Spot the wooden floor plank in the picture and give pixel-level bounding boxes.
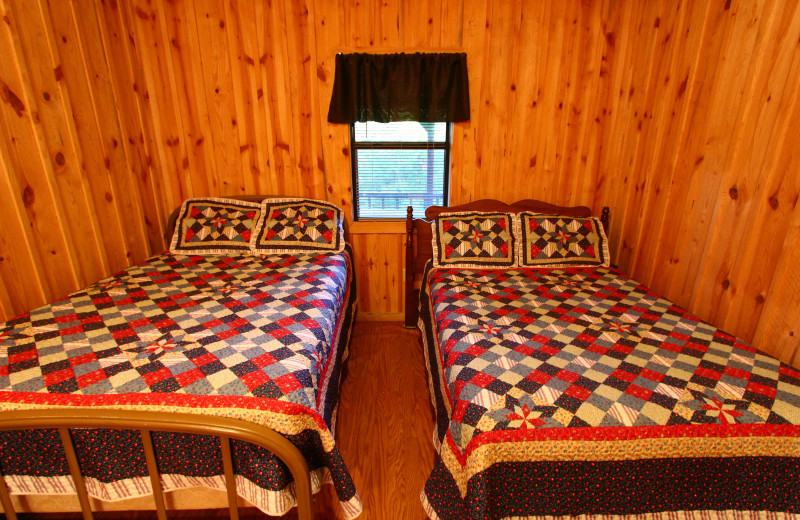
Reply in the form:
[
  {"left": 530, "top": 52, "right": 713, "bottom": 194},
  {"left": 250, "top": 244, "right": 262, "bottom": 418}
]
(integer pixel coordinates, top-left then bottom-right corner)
[{"left": 4, "top": 321, "right": 436, "bottom": 520}]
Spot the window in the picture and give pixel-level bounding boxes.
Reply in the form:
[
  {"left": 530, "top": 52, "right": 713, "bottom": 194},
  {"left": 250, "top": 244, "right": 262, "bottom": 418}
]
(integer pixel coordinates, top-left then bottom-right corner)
[{"left": 350, "top": 121, "right": 451, "bottom": 220}]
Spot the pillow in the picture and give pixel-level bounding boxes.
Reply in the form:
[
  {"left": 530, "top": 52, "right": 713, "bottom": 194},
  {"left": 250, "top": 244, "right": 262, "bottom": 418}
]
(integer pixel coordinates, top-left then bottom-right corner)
[
  {"left": 517, "top": 212, "right": 610, "bottom": 267},
  {"left": 251, "top": 198, "right": 345, "bottom": 255},
  {"left": 432, "top": 211, "right": 516, "bottom": 268},
  {"left": 170, "top": 198, "right": 261, "bottom": 255}
]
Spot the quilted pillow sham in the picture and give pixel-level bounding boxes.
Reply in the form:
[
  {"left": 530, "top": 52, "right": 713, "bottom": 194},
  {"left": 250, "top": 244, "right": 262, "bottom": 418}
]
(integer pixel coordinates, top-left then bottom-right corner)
[
  {"left": 251, "top": 198, "right": 345, "bottom": 255},
  {"left": 170, "top": 197, "right": 261, "bottom": 255},
  {"left": 432, "top": 211, "right": 517, "bottom": 268},
  {"left": 517, "top": 212, "right": 610, "bottom": 267}
]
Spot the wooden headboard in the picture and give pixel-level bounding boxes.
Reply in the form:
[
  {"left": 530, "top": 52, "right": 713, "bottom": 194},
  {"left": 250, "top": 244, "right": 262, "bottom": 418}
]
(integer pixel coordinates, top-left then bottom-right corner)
[{"left": 403, "top": 199, "right": 610, "bottom": 328}]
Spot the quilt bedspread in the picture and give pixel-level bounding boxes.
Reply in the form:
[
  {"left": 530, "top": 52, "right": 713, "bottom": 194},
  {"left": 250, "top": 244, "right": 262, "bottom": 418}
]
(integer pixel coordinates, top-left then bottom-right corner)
[
  {"left": 0, "top": 249, "right": 360, "bottom": 518},
  {"left": 419, "top": 264, "right": 800, "bottom": 520}
]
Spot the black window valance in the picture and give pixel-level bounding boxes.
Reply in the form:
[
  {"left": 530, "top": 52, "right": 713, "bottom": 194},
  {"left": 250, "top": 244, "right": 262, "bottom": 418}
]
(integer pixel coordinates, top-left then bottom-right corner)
[{"left": 327, "top": 52, "right": 470, "bottom": 123}]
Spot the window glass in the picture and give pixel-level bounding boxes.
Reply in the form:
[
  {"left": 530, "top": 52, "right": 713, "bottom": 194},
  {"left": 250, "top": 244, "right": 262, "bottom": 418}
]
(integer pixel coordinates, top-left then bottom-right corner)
[{"left": 351, "top": 121, "right": 450, "bottom": 220}]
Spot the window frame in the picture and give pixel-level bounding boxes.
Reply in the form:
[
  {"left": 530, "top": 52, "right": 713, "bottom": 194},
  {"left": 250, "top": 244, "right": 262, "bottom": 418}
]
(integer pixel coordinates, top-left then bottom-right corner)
[{"left": 349, "top": 121, "right": 452, "bottom": 221}]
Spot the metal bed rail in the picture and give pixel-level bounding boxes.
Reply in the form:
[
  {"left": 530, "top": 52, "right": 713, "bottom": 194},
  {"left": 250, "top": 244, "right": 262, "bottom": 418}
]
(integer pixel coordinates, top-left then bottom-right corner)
[{"left": 0, "top": 409, "right": 313, "bottom": 520}]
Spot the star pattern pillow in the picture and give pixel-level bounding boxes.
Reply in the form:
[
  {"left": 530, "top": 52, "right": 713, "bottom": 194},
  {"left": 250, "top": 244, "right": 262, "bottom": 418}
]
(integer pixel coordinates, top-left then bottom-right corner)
[
  {"left": 432, "top": 211, "right": 517, "bottom": 268},
  {"left": 170, "top": 198, "right": 261, "bottom": 255},
  {"left": 518, "top": 212, "right": 610, "bottom": 267},
  {"left": 251, "top": 198, "right": 345, "bottom": 255}
]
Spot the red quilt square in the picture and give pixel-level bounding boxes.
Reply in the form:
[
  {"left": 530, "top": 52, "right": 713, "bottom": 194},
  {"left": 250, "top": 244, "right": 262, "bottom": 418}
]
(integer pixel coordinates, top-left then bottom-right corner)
[
  {"left": 241, "top": 370, "right": 270, "bottom": 390},
  {"left": 625, "top": 384, "right": 652, "bottom": 400},
  {"left": 565, "top": 384, "right": 591, "bottom": 400},
  {"left": 76, "top": 369, "right": 106, "bottom": 388},
  {"left": 556, "top": 369, "right": 580, "bottom": 383},
  {"left": 43, "top": 368, "right": 75, "bottom": 387},
  {"left": 275, "top": 374, "right": 302, "bottom": 393},
  {"left": 611, "top": 368, "right": 636, "bottom": 383},
  {"left": 470, "top": 372, "right": 494, "bottom": 388},
  {"left": 175, "top": 368, "right": 205, "bottom": 387}
]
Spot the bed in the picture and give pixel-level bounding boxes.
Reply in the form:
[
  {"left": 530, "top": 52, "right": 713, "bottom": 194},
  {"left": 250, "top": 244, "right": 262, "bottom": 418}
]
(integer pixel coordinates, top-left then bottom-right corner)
[
  {"left": 405, "top": 199, "right": 800, "bottom": 520},
  {"left": 0, "top": 195, "right": 361, "bottom": 520}
]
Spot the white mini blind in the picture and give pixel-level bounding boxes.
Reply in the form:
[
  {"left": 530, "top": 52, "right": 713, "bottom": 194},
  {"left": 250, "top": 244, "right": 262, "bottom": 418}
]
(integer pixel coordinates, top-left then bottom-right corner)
[{"left": 351, "top": 121, "right": 450, "bottom": 219}]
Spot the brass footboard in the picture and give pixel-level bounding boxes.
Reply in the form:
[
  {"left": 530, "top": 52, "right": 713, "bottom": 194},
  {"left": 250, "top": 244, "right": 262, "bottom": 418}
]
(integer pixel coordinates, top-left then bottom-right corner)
[{"left": 0, "top": 409, "right": 313, "bottom": 520}]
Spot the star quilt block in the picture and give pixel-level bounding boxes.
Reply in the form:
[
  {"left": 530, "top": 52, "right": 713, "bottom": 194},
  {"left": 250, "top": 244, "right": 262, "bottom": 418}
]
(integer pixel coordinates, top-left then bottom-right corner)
[
  {"left": 518, "top": 212, "right": 610, "bottom": 267},
  {"left": 170, "top": 198, "right": 261, "bottom": 255},
  {"left": 251, "top": 198, "right": 344, "bottom": 255},
  {"left": 432, "top": 211, "right": 517, "bottom": 268}
]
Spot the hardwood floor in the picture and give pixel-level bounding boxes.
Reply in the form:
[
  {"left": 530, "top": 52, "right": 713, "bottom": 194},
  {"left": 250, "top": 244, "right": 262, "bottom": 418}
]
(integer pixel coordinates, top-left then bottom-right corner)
[
  {"left": 332, "top": 321, "right": 436, "bottom": 520},
  {"left": 5, "top": 321, "right": 437, "bottom": 520}
]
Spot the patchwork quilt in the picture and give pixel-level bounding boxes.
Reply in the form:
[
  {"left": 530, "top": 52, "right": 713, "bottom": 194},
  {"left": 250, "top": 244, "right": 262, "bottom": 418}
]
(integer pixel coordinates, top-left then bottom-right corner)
[
  {"left": 0, "top": 249, "right": 360, "bottom": 518},
  {"left": 418, "top": 263, "right": 800, "bottom": 520}
]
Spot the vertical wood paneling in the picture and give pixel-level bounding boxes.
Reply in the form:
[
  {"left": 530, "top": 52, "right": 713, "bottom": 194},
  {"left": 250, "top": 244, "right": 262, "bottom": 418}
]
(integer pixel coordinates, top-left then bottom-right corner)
[
  {"left": 45, "top": 0, "right": 133, "bottom": 273},
  {"left": 69, "top": 1, "right": 150, "bottom": 266},
  {"left": 97, "top": 0, "right": 164, "bottom": 253},
  {"left": 1, "top": 0, "right": 798, "bottom": 367},
  {"left": 0, "top": 1, "right": 80, "bottom": 299},
  {"left": 7, "top": 0, "right": 107, "bottom": 286}
]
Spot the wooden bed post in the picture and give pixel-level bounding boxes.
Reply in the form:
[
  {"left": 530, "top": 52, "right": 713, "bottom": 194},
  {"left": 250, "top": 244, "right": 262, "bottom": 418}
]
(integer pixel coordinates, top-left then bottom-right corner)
[
  {"left": 601, "top": 206, "right": 610, "bottom": 234},
  {"left": 404, "top": 206, "right": 417, "bottom": 329}
]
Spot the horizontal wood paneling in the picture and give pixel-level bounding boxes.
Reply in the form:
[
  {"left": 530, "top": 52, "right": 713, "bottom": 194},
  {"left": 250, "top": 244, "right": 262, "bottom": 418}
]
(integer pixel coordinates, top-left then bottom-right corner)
[{"left": 0, "top": 0, "right": 798, "bottom": 366}]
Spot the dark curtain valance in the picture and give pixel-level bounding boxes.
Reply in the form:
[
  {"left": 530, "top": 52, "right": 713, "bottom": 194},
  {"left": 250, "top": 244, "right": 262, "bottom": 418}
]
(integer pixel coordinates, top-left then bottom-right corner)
[{"left": 327, "top": 52, "right": 470, "bottom": 123}]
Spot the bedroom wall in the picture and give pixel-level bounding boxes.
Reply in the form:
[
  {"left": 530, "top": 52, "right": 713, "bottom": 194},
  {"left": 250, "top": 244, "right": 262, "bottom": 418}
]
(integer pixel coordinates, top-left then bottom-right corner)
[{"left": 0, "top": 0, "right": 798, "bottom": 367}]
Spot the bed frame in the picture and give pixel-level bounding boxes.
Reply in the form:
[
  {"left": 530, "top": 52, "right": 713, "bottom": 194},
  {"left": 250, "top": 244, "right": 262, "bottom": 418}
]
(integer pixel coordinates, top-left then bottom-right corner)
[
  {"left": 404, "top": 199, "right": 610, "bottom": 328},
  {"left": 0, "top": 195, "right": 351, "bottom": 520}
]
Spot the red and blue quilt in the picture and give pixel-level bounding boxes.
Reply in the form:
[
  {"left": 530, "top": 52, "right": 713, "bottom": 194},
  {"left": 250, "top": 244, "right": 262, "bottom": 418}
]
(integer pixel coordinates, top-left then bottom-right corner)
[
  {"left": 0, "top": 249, "right": 360, "bottom": 518},
  {"left": 418, "top": 264, "right": 800, "bottom": 520}
]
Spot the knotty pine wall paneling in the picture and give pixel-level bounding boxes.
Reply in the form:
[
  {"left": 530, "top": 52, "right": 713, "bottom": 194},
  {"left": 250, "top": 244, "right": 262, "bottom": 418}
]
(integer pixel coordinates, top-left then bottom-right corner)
[
  {"left": 1, "top": 0, "right": 799, "bottom": 367},
  {"left": 0, "top": 0, "right": 156, "bottom": 319}
]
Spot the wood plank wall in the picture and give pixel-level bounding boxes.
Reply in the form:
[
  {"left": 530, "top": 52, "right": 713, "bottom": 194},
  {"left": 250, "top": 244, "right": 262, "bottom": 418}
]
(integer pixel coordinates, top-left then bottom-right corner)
[{"left": 0, "top": 0, "right": 798, "bottom": 367}]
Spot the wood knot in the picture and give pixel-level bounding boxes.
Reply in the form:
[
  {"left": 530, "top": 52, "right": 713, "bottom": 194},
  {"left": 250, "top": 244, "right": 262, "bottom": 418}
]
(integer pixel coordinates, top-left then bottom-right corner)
[
  {"left": 22, "top": 185, "right": 35, "bottom": 207},
  {"left": 1, "top": 82, "right": 25, "bottom": 117},
  {"left": 721, "top": 279, "right": 730, "bottom": 290},
  {"left": 54, "top": 152, "right": 65, "bottom": 166},
  {"left": 694, "top": 156, "right": 704, "bottom": 167},
  {"left": 768, "top": 196, "right": 779, "bottom": 210},
  {"left": 755, "top": 294, "right": 765, "bottom": 305},
  {"left": 729, "top": 186, "right": 738, "bottom": 200}
]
